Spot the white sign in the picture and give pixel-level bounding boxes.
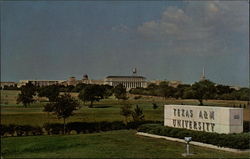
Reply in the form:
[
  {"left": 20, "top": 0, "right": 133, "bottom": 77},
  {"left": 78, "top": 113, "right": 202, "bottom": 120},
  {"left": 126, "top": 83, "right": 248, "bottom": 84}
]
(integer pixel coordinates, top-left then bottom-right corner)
[{"left": 164, "top": 105, "right": 243, "bottom": 134}]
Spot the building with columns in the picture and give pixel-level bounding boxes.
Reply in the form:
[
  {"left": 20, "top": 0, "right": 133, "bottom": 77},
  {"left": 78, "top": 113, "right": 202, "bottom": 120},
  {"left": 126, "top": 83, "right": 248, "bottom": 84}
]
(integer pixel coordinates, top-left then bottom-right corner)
[{"left": 104, "top": 76, "right": 147, "bottom": 89}]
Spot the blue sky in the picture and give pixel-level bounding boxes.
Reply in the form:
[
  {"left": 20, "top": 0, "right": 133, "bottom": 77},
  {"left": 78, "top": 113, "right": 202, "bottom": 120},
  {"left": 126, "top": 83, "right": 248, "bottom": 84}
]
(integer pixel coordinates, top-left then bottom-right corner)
[{"left": 1, "top": 1, "right": 249, "bottom": 87}]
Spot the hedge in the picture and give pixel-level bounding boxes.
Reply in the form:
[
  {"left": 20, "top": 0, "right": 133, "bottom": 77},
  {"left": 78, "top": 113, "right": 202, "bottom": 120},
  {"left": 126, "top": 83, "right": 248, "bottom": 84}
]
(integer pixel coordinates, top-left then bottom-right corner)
[
  {"left": 138, "top": 124, "right": 250, "bottom": 149},
  {"left": 0, "top": 124, "right": 43, "bottom": 136},
  {"left": 0, "top": 120, "right": 162, "bottom": 137}
]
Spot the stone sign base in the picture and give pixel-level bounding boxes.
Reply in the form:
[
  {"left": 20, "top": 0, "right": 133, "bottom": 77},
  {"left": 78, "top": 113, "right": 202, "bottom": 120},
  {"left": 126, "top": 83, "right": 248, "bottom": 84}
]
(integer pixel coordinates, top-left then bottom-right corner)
[{"left": 164, "top": 105, "right": 243, "bottom": 134}]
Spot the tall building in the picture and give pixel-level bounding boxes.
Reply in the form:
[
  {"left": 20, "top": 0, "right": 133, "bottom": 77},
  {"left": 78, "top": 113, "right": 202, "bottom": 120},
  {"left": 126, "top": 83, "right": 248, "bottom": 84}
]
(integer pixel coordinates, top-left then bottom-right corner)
[{"left": 200, "top": 67, "right": 206, "bottom": 81}]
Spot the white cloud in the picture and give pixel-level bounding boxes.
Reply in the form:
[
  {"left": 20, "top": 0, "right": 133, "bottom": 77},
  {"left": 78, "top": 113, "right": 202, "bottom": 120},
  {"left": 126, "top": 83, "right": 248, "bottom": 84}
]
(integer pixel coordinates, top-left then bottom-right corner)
[
  {"left": 136, "top": 1, "right": 249, "bottom": 55},
  {"left": 112, "top": 24, "right": 129, "bottom": 33}
]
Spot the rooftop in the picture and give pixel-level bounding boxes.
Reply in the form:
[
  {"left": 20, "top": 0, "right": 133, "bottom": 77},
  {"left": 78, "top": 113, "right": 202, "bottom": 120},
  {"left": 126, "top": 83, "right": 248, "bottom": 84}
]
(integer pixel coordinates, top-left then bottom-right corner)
[{"left": 106, "top": 76, "right": 146, "bottom": 79}]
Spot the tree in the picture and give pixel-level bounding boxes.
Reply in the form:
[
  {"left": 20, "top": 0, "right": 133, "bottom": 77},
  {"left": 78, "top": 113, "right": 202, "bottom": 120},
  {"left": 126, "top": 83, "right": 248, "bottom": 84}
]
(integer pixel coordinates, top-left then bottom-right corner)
[
  {"left": 38, "top": 85, "right": 60, "bottom": 102},
  {"left": 114, "top": 84, "right": 127, "bottom": 100},
  {"left": 132, "top": 105, "right": 144, "bottom": 122},
  {"left": 43, "top": 94, "right": 80, "bottom": 134},
  {"left": 152, "top": 103, "right": 158, "bottom": 109},
  {"left": 147, "top": 83, "right": 158, "bottom": 96},
  {"left": 78, "top": 85, "right": 105, "bottom": 107},
  {"left": 182, "top": 87, "right": 195, "bottom": 99},
  {"left": 147, "top": 83, "right": 158, "bottom": 89},
  {"left": 159, "top": 81, "right": 169, "bottom": 87},
  {"left": 174, "top": 84, "right": 191, "bottom": 99},
  {"left": 101, "top": 85, "right": 113, "bottom": 99},
  {"left": 43, "top": 102, "right": 54, "bottom": 123},
  {"left": 216, "top": 84, "right": 234, "bottom": 95},
  {"left": 17, "top": 82, "right": 36, "bottom": 107},
  {"left": 72, "top": 83, "right": 87, "bottom": 92},
  {"left": 158, "top": 85, "right": 175, "bottom": 99},
  {"left": 191, "top": 80, "right": 216, "bottom": 105},
  {"left": 120, "top": 103, "right": 132, "bottom": 124}
]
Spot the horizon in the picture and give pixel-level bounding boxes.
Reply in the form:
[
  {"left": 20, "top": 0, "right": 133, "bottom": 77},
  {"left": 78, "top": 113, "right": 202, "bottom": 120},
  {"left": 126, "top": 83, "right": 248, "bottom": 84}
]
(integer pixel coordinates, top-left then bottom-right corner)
[
  {"left": 1, "top": 1, "right": 249, "bottom": 87},
  {"left": 1, "top": 73, "right": 247, "bottom": 88}
]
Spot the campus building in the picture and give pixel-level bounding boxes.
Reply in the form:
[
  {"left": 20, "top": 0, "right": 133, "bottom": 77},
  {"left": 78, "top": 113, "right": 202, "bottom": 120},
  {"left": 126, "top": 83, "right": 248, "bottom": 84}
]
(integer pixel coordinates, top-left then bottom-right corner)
[
  {"left": 66, "top": 77, "right": 79, "bottom": 86},
  {"left": 0, "top": 82, "right": 17, "bottom": 89},
  {"left": 17, "top": 80, "right": 65, "bottom": 88},
  {"left": 82, "top": 74, "right": 105, "bottom": 85},
  {"left": 104, "top": 76, "right": 147, "bottom": 89}
]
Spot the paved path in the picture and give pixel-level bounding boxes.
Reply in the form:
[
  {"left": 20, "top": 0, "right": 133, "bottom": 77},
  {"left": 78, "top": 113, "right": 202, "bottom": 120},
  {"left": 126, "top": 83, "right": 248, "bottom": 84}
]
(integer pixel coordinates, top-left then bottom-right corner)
[{"left": 136, "top": 132, "right": 250, "bottom": 153}]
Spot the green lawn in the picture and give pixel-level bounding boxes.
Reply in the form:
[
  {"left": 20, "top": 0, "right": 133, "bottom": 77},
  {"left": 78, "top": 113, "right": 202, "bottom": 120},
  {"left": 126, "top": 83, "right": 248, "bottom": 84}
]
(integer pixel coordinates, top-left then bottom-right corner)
[
  {"left": 2, "top": 130, "right": 249, "bottom": 158},
  {"left": 1, "top": 92, "right": 250, "bottom": 126},
  {"left": 1, "top": 90, "right": 250, "bottom": 158},
  {"left": 0, "top": 90, "right": 20, "bottom": 105},
  {"left": 1, "top": 101, "right": 164, "bottom": 126}
]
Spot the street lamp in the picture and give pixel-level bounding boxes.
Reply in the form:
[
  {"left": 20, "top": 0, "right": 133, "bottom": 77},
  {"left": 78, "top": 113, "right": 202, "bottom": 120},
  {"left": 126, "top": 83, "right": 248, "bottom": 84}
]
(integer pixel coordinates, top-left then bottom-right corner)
[{"left": 182, "top": 137, "right": 193, "bottom": 156}]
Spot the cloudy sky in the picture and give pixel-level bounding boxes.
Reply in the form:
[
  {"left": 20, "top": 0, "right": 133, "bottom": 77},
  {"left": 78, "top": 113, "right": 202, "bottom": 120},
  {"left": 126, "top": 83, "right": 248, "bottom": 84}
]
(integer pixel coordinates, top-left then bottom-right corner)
[{"left": 1, "top": 1, "right": 249, "bottom": 86}]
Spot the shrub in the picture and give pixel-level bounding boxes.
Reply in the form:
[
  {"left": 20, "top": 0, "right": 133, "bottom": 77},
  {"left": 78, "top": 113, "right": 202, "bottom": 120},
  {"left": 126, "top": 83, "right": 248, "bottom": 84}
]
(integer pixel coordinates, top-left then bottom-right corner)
[
  {"left": 0, "top": 125, "right": 5, "bottom": 135},
  {"left": 66, "top": 121, "right": 150, "bottom": 134},
  {"left": 127, "top": 121, "right": 162, "bottom": 129},
  {"left": 7, "top": 124, "right": 16, "bottom": 136},
  {"left": 243, "top": 121, "right": 250, "bottom": 132},
  {"left": 138, "top": 124, "right": 250, "bottom": 149},
  {"left": 0, "top": 125, "right": 9, "bottom": 136},
  {"left": 43, "top": 123, "right": 64, "bottom": 135},
  {"left": 31, "top": 126, "right": 43, "bottom": 135},
  {"left": 0, "top": 124, "right": 43, "bottom": 137},
  {"left": 134, "top": 96, "right": 142, "bottom": 100},
  {"left": 110, "top": 121, "right": 126, "bottom": 130},
  {"left": 66, "top": 122, "right": 85, "bottom": 134},
  {"left": 1, "top": 120, "right": 163, "bottom": 137},
  {"left": 15, "top": 125, "right": 32, "bottom": 136},
  {"left": 152, "top": 103, "right": 158, "bottom": 109}
]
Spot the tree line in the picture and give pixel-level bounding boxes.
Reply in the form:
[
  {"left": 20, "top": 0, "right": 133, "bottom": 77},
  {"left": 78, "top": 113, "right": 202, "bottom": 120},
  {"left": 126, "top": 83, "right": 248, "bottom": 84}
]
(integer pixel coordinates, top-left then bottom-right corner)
[
  {"left": 16, "top": 83, "right": 125, "bottom": 106},
  {"left": 16, "top": 82, "right": 134, "bottom": 134},
  {"left": 14, "top": 80, "right": 249, "bottom": 134},
  {"left": 130, "top": 80, "right": 250, "bottom": 105},
  {"left": 16, "top": 80, "right": 250, "bottom": 107}
]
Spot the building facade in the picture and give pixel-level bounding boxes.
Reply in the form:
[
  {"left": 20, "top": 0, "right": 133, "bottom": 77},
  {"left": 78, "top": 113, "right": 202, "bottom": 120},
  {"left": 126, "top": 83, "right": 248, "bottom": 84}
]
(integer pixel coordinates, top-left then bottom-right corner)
[
  {"left": 81, "top": 75, "right": 105, "bottom": 85},
  {"left": 17, "top": 80, "right": 65, "bottom": 87},
  {"left": 104, "top": 76, "right": 147, "bottom": 89},
  {"left": 0, "top": 82, "right": 17, "bottom": 89}
]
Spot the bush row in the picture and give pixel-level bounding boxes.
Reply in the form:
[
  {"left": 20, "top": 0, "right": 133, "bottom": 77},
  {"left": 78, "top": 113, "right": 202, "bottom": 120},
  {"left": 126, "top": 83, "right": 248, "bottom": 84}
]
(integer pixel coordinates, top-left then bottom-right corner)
[
  {"left": 138, "top": 124, "right": 250, "bottom": 149},
  {"left": 44, "top": 120, "right": 163, "bottom": 134},
  {"left": 1, "top": 121, "right": 163, "bottom": 137},
  {"left": 0, "top": 124, "right": 43, "bottom": 136}
]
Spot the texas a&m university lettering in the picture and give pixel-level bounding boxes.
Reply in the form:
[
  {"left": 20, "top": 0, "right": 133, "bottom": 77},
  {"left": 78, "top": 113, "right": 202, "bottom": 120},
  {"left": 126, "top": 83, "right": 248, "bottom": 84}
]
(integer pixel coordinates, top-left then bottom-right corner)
[{"left": 164, "top": 105, "right": 243, "bottom": 134}]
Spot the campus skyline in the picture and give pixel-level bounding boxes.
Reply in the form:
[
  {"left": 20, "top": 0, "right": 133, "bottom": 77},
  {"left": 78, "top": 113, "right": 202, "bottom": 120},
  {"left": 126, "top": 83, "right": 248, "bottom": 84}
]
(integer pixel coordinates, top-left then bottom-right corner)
[{"left": 1, "top": 1, "right": 249, "bottom": 87}]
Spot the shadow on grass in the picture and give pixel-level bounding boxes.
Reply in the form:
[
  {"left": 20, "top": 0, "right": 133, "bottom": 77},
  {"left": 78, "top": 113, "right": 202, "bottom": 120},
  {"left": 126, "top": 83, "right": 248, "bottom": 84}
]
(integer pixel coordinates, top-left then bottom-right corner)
[{"left": 93, "top": 105, "right": 112, "bottom": 108}]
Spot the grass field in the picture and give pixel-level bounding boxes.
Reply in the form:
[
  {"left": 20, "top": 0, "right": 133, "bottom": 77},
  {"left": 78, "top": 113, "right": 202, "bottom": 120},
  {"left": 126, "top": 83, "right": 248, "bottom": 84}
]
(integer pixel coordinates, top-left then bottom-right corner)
[
  {"left": 1, "top": 90, "right": 250, "bottom": 126},
  {"left": 1, "top": 90, "right": 250, "bottom": 158},
  {"left": 2, "top": 130, "right": 249, "bottom": 158},
  {"left": 1, "top": 100, "right": 164, "bottom": 126}
]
